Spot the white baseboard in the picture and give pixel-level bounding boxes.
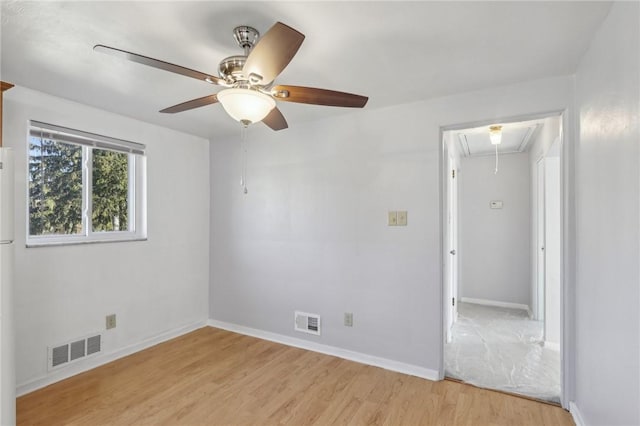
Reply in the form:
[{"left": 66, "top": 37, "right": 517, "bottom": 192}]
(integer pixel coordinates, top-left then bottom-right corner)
[
  {"left": 17, "top": 320, "right": 207, "bottom": 397},
  {"left": 570, "top": 402, "right": 586, "bottom": 426},
  {"left": 207, "top": 319, "right": 440, "bottom": 382},
  {"left": 460, "top": 297, "right": 531, "bottom": 314}
]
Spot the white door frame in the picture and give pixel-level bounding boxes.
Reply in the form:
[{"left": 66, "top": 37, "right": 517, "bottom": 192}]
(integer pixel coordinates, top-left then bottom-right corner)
[
  {"left": 438, "top": 110, "right": 572, "bottom": 409},
  {"left": 444, "top": 149, "right": 459, "bottom": 343}
]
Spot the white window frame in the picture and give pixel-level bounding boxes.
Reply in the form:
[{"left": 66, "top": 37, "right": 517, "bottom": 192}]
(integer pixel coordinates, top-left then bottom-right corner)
[{"left": 26, "top": 121, "right": 147, "bottom": 247}]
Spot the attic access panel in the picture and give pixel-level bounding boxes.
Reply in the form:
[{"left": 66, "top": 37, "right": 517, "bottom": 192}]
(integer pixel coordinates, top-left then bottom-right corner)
[{"left": 457, "top": 124, "right": 539, "bottom": 157}]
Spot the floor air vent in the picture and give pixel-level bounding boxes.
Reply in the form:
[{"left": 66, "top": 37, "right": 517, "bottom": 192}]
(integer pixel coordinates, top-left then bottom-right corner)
[
  {"left": 48, "top": 334, "right": 102, "bottom": 370},
  {"left": 294, "top": 311, "right": 321, "bottom": 336}
]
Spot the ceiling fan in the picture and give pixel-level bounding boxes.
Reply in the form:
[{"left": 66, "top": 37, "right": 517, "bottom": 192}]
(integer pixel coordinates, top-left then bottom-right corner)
[{"left": 94, "top": 22, "right": 368, "bottom": 131}]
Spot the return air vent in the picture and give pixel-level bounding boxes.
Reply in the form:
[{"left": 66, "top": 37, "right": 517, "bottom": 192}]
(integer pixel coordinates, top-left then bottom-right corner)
[
  {"left": 48, "top": 334, "right": 102, "bottom": 371},
  {"left": 51, "top": 344, "right": 69, "bottom": 367},
  {"left": 294, "top": 311, "right": 321, "bottom": 336},
  {"left": 87, "top": 335, "right": 101, "bottom": 355},
  {"left": 69, "top": 340, "right": 85, "bottom": 361}
]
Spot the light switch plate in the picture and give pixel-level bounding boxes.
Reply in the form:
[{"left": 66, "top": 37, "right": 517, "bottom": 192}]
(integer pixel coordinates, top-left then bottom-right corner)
[
  {"left": 388, "top": 211, "right": 398, "bottom": 226},
  {"left": 490, "top": 200, "right": 503, "bottom": 209},
  {"left": 344, "top": 312, "right": 353, "bottom": 327},
  {"left": 106, "top": 314, "right": 116, "bottom": 330},
  {"left": 397, "top": 211, "right": 408, "bottom": 226}
]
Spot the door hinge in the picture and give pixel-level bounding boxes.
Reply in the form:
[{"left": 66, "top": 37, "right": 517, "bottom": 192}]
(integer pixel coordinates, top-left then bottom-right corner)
[
  {"left": 452, "top": 297, "right": 455, "bottom": 306},
  {"left": 451, "top": 169, "right": 455, "bottom": 179}
]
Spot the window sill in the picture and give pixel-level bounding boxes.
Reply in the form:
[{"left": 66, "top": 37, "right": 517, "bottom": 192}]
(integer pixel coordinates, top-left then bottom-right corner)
[{"left": 26, "top": 235, "right": 147, "bottom": 248}]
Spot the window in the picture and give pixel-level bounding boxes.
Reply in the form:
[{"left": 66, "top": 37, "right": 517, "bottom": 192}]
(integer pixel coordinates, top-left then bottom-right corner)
[{"left": 27, "top": 121, "right": 146, "bottom": 246}]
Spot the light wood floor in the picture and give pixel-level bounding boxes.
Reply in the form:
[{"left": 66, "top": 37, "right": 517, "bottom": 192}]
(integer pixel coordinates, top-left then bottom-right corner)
[{"left": 18, "top": 327, "right": 574, "bottom": 425}]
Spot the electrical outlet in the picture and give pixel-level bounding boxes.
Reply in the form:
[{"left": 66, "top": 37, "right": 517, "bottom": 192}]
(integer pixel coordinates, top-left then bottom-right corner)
[
  {"left": 388, "top": 211, "right": 398, "bottom": 226},
  {"left": 344, "top": 312, "right": 353, "bottom": 327},
  {"left": 397, "top": 211, "right": 408, "bottom": 226},
  {"left": 106, "top": 314, "right": 116, "bottom": 330}
]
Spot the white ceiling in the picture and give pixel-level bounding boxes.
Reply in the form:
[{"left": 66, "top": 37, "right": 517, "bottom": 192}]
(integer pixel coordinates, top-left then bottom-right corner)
[{"left": 0, "top": 1, "right": 611, "bottom": 140}]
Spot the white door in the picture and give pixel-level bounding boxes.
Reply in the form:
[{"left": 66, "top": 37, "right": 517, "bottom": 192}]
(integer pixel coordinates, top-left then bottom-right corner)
[
  {"left": 536, "top": 158, "right": 546, "bottom": 322},
  {"left": 544, "top": 150, "right": 561, "bottom": 346}
]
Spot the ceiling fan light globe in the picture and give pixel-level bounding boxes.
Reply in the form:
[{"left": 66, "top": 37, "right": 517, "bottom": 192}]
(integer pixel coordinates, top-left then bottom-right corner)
[{"left": 217, "top": 88, "right": 276, "bottom": 124}]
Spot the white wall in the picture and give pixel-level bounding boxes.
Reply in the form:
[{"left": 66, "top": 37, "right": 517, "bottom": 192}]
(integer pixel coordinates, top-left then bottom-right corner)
[
  {"left": 4, "top": 87, "right": 210, "bottom": 393},
  {"left": 210, "top": 75, "right": 573, "bottom": 373},
  {"left": 574, "top": 2, "right": 639, "bottom": 425},
  {"left": 458, "top": 153, "right": 531, "bottom": 306}
]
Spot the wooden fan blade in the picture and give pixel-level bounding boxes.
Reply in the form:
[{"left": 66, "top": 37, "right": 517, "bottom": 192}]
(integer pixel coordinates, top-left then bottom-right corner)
[
  {"left": 272, "top": 85, "right": 368, "bottom": 108},
  {"left": 262, "top": 107, "right": 288, "bottom": 131},
  {"left": 159, "top": 94, "right": 218, "bottom": 113},
  {"left": 94, "top": 45, "right": 225, "bottom": 85},
  {"left": 243, "top": 22, "right": 305, "bottom": 85}
]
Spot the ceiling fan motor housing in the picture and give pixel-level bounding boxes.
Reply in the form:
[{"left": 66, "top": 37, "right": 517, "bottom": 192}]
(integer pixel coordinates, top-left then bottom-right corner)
[
  {"left": 219, "top": 55, "right": 247, "bottom": 83},
  {"left": 219, "top": 26, "right": 261, "bottom": 84}
]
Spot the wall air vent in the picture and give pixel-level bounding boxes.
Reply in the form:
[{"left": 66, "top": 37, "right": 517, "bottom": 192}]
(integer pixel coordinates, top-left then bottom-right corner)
[
  {"left": 51, "top": 344, "right": 69, "bottom": 367},
  {"left": 87, "top": 335, "right": 101, "bottom": 355},
  {"left": 294, "top": 311, "right": 321, "bottom": 336},
  {"left": 69, "top": 340, "right": 85, "bottom": 361},
  {"left": 48, "top": 334, "right": 102, "bottom": 371}
]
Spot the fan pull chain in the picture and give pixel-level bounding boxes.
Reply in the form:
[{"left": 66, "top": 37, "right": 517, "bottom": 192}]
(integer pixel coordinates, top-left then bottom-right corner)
[
  {"left": 494, "top": 144, "right": 499, "bottom": 175},
  {"left": 240, "top": 125, "right": 248, "bottom": 194}
]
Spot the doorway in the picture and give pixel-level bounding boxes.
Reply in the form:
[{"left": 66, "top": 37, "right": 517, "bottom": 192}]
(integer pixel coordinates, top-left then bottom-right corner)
[{"left": 441, "top": 114, "right": 563, "bottom": 404}]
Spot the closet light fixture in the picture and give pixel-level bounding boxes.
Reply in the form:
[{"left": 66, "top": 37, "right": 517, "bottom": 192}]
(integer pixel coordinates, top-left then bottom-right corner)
[
  {"left": 489, "top": 125, "right": 503, "bottom": 174},
  {"left": 489, "top": 125, "right": 503, "bottom": 145}
]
